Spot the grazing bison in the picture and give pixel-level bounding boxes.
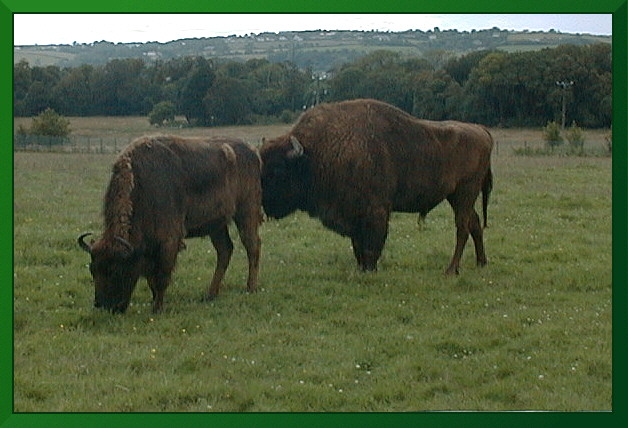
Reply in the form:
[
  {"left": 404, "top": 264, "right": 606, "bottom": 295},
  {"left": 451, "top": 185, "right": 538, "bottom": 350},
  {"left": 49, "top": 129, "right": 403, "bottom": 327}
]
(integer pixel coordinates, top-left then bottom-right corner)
[
  {"left": 260, "top": 99, "right": 493, "bottom": 274},
  {"left": 78, "top": 135, "right": 262, "bottom": 313}
]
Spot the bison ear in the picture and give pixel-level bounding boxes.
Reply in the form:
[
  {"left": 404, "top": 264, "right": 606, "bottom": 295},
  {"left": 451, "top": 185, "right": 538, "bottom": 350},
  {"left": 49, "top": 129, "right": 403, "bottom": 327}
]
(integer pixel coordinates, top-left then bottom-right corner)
[{"left": 288, "top": 136, "right": 304, "bottom": 158}]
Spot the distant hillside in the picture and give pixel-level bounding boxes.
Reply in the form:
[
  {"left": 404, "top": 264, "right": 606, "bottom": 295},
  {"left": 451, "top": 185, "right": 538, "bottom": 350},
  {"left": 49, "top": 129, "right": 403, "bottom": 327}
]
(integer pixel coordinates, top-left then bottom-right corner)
[{"left": 14, "top": 28, "right": 611, "bottom": 72}]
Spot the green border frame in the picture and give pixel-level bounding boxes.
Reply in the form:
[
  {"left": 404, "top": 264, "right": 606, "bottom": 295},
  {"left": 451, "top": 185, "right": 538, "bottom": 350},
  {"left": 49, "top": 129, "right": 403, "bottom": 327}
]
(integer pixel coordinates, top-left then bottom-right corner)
[{"left": 3, "top": 1, "right": 626, "bottom": 427}]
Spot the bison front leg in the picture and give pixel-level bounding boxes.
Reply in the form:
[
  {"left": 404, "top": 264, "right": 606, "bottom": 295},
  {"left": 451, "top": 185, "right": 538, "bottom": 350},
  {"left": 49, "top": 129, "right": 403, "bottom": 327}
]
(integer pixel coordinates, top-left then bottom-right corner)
[
  {"left": 147, "top": 240, "right": 180, "bottom": 313},
  {"left": 205, "top": 225, "right": 234, "bottom": 301},
  {"left": 352, "top": 207, "right": 390, "bottom": 272},
  {"left": 147, "top": 273, "right": 169, "bottom": 313},
  {"left": 350, "top": 236, "right": 365, "bottom": 268}
]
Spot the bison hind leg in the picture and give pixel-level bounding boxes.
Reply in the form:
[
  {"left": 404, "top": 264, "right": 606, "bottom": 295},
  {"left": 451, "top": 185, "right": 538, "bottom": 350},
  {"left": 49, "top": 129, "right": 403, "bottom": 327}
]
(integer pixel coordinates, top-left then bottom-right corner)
[
  {"left": 234, "top": 211, "right": 261, "bottom": 294},
  {"left": 205, "top": 225, "right": 234, "bottom": 301},
  {"left": 445, "top": 191, "right": 487, "bottom": 275},
  {"left": 469, "top": 210, "right": 487, "bottom": 267}
]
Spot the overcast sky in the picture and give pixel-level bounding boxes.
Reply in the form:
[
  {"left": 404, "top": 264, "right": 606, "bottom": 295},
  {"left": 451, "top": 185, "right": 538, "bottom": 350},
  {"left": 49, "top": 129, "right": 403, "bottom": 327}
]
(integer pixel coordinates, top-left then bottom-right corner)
[{"left": 14, "top": 14, "right": 612, "bottom": 46}]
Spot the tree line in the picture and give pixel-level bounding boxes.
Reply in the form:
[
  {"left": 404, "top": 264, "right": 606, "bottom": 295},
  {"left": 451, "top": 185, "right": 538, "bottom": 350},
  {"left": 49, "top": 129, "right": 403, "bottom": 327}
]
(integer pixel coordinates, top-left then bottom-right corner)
[{"left": 14, "top": 43, "right": 611, "bottom": 128}]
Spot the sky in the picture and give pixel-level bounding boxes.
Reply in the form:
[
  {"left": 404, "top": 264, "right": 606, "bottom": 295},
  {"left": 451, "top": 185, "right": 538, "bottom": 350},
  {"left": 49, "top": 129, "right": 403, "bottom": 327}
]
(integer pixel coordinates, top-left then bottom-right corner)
[{"left": 14, "top": 14, "right": 612, "bottom": 46}]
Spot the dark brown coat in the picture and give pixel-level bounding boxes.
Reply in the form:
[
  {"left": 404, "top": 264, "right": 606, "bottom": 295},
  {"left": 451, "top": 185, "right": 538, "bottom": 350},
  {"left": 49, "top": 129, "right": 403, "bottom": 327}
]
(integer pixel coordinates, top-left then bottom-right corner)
[
  {"left": 78, "top": 135, "right": 262, "bottom": 313},
  {"left": 260, "top": 99, "right": 493, "bottom": 274}
]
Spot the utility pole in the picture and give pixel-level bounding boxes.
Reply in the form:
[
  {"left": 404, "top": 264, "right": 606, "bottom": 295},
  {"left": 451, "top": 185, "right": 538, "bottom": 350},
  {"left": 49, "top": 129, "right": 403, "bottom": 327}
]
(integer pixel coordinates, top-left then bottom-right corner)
[
  {"left": 312, "top": 73, "right": 327, "bottom": 107},
  {"left": 556, "top": 80, "right": 574, "bottom": 129}
]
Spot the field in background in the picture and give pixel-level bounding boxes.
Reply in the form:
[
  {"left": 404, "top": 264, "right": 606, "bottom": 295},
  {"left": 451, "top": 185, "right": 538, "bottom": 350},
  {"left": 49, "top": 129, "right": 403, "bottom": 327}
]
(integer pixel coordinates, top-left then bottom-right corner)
[
  {"left": 13, "top": 121, "right": 612, "bottom": 411},
  {"left": 13, "top": 116, "right": 290, "bottom": 151},
  {"left": 14, "top": 116, "right": 612, "bottom": 155}
]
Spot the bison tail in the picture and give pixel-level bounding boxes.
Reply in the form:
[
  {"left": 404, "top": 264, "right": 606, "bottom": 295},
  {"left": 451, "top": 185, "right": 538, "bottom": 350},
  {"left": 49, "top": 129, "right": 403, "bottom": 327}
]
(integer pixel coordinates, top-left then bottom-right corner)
[{"left": 482, "top": 167, "right": 493, "bottom": 228}]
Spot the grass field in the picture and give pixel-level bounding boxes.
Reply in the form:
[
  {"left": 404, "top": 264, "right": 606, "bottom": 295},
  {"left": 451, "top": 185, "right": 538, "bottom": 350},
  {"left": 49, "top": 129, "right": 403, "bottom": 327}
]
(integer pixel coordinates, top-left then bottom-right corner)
[{"left": 13, "top": 120, "right": 612, "bottom": 411}]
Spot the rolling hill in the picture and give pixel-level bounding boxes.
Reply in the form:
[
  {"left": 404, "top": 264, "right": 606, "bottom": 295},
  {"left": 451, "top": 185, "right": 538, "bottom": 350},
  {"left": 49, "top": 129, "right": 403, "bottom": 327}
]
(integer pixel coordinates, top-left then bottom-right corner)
[{"left": 14, "top": 28, "right": 611, "bottom": 72}]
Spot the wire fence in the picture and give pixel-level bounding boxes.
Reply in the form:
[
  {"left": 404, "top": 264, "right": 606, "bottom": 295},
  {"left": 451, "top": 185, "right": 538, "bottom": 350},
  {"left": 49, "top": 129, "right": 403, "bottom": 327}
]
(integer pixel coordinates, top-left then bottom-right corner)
[
  {"left": 13, "top": 132, "right": 612, "bottom": 157},
  {"left": 14, "top": 134, "right": 133, "bottom": 154}
]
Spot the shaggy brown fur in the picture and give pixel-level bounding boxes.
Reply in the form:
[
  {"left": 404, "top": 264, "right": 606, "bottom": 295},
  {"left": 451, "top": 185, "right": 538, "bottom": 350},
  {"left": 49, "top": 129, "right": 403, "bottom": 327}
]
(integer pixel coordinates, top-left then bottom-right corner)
[
  {"left": 79, "top": 135, "right": 263, "bottom": 313},
  {"left": 103, "top": 144, "right": 135, "bottom": 246},
  {"left": 260, "top": 99, "right": 493, "bottom": 274}
]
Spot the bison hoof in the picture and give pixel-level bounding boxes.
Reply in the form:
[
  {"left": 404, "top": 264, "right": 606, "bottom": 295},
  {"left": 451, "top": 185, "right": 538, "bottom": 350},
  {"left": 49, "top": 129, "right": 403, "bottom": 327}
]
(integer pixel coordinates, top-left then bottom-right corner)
[
  {"left": 445, "top": 267, "right": 460, "bottom": 276},
  {"left": 202, "top": 293, "right": 218, "bottom": 302}
]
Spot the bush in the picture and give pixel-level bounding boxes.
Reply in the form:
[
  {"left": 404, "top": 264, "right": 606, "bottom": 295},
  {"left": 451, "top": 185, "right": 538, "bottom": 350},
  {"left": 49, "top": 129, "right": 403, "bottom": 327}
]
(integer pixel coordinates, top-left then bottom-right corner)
[
  {"left": 148, "top": 101, "right": 176, "bottom": 126},
  {"left": 279, "top": 109, "right": 298, "bottom": 124},
  {"left": 543, "top": 121, "right": 563, "bottom": 150},
  {"left": 566, "top": 121, "right": 585, "bottom": 151},
  {"left": 30, "top": 108, "right": 71, "bottom": 137},
  {"left": 604, "top": 130, "right": 612, "bottom": 154}
]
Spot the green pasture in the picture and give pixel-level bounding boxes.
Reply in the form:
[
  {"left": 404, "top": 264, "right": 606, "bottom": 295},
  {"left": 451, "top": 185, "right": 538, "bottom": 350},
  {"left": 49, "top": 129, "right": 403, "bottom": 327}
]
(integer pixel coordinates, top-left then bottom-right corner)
[{"left": 13, "top": 124, "right": 611, "bottom": 411}]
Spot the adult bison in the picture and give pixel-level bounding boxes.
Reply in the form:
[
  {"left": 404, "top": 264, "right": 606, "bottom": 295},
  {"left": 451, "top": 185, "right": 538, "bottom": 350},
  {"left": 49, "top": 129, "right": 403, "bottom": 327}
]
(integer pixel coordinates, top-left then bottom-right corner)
[
  {"left": 260, "top": 99, "right": 493, "bottom": 274},
  {"left": 78, "top": 135, "right": 262, "bottom": 313}
]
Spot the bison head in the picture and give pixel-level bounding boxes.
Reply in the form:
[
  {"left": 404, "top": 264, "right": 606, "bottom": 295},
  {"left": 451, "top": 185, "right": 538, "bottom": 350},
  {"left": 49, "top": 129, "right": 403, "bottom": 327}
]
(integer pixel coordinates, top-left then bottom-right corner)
[
  {"left": 78, "top": 233, "right": 141, "bottom": 313},
  {"left": 260, "top": 135, "right": 313, "bottom": 219}
]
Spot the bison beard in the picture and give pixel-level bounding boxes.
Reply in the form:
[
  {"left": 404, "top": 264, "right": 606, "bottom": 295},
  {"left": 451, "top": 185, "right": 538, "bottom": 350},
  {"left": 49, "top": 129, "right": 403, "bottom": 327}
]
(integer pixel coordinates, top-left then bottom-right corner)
[
  {"left": 78, "top": 135, "right": 262, "bottom": 313},
  {"left": 260, "top": 99, "right": 493, "bottom": 274}
]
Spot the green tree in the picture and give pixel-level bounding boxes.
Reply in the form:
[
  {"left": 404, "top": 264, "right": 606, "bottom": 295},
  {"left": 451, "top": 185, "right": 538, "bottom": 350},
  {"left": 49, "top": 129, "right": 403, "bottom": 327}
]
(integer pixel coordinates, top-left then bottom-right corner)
[
  {"left": 329, "top": 50, "right": 416, "bottom": 112},
  {"left": 411, "top": 70, "right": 463, "bottom": 120},
  {"left": 91, "top": 58, "right": 150, "bottom": 116},
  {"left": 179, "top": 57, "right": 215, "bottom": 125},
  {"left": 13, "top": 60, "right": 32, "bottom": 115},
  {"left": 53, "top": 64, "right": 96, "bottom": 116},
  {"left": 328, "top": 66, "right": 366, "bottom": 101},
  {"left": 248, "top": 60, "right": 302, "bottom": 115},
  {"left": 15, "top": 64, "right": 62, "bottom": 116},
  {"left": 203, "top": 75, "right": 252, "bottom": 126},
  {"left": 463, "top": 44, "right": 611, "bottom": 127},
  {"left": 444, "top": 50, "right": 494, "bottom": 85},
  {"left": 148, "top": 101, "right": 176, "bottom": 126}
]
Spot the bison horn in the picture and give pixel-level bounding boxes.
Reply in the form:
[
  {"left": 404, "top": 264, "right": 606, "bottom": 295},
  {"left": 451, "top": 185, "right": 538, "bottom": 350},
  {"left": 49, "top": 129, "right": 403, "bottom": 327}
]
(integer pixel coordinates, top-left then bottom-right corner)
[
  {"left": 288, "top": 135, "right": 304, "bottom": 158},
  {"left": 114, "top": 236, "right": 134, "bottom": 254},
  {"left": 78, "top": 233, "right": 93, "bottom": 253}
]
